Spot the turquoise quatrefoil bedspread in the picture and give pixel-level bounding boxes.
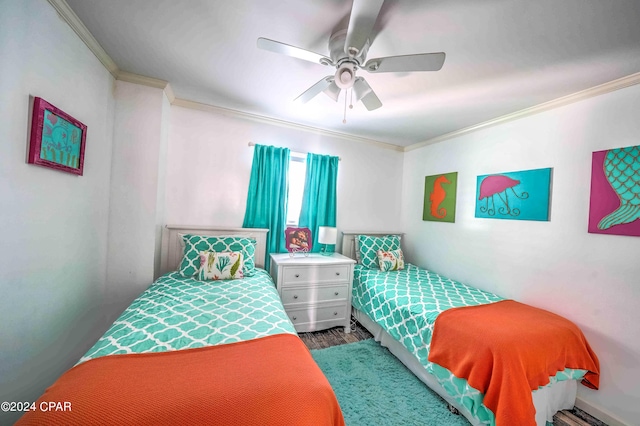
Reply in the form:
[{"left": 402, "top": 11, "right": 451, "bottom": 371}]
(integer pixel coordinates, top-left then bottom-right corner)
[
  {"left": 351, "top": 263, "right": 587, "bottom": 426},
  {"left": 79, "top": 269, "right": 297, "bottom": 363}
]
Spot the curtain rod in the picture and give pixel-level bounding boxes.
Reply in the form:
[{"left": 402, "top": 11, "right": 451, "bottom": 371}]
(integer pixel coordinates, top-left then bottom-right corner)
[{"left": 248, "top": 142, "right": 341, "bottom": 161}]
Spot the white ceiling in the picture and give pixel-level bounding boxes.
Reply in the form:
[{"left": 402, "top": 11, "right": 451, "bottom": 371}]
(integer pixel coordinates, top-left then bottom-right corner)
[{"left": 64, "top": 0, "right": 640, "bottom": 148}]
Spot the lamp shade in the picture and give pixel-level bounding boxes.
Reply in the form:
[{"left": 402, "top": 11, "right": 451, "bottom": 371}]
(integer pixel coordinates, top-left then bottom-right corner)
[{"left": 318, "top": 226, "right": 337, "bottom": 245}]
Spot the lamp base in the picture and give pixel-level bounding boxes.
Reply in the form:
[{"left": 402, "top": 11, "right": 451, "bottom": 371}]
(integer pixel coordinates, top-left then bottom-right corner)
[{"left": 320, "top": 244, "right": 334, "bottom": 256}]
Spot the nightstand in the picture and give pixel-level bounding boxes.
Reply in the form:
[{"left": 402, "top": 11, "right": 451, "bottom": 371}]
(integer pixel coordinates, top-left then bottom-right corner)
[{"left": 270, "top": 253, "right": 356, "bottom": 333}]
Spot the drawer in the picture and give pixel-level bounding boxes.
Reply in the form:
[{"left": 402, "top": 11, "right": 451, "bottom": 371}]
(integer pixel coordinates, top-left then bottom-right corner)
[
  {"left": 282, "top": 265, "right": 349, "bottom": 285},
  {"left": 286, "top": 304, "right": 348, "bottom": 325},
  {"left": 281, "top": 284, "right": 348, "bottom": 305}
]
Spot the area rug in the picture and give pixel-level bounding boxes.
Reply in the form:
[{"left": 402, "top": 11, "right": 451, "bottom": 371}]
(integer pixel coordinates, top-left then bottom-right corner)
[{"left": 311, "top": 339, "right": 470, "bottom": 426}]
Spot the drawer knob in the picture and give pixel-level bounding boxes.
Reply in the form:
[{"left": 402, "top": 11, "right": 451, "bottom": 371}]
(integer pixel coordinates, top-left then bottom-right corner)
[
  {"left": 333, "top": 311, "right": 338, "bottom": 316},
  {"left": 292, "top": 316, "right": 297, "bottom": 320},
  {"left": 334, "top": 291, "right": 339, "bottom": 296},
  {"left": 293, "top": 295, "right": 298, "bottom": 299},
  {"left": 335, "top": 272, "right": 340, "bottom": 276},
  {"left": 295, "top": 274, "right": 300, "bottom": 278}
]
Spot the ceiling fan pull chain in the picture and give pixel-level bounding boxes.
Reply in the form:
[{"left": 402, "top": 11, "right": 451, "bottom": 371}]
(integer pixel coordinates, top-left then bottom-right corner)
[
  {"left": 343, "top": 91, "right": 347, "bottom": 124},
  {"left": 349, "top": 89, "right": 354, "bottom": 109}
]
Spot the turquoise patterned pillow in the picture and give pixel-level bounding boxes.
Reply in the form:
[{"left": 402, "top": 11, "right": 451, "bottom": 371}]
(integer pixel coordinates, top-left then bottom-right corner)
[
  {"left": 357, "top": 235, "right": 401, "bottom": 269},
  {"left": 179, "top": 235, "right": 256, "bottom": 277}
]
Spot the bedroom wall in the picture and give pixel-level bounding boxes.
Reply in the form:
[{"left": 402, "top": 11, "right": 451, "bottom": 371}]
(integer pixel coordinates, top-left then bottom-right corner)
[
  {"left": 0, "top": 0, "right": 116, "bottom": 424},
  {"left": 105, "top": 81, "right": 170, "bottom": 320},
  {"left": 401, "top": 83, "right": 640, "bottom": 425},
  {"left": 165, "top": 105, "right": 404, "bottom": 248}
]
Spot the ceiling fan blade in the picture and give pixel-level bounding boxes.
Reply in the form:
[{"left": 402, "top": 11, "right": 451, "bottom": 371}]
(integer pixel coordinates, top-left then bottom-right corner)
[
  {"left": 344, "top": 0, "right": 384, "bottom": 57},
  {"left": 353, "top": 78, "right": 382, "bottom": 111},
  {"left": 364, "top": 52, "right": 446, "bottom": 73},
  {"left": 294, "top": 77, "right": 333, "bottom": 103},
  {"left": 323, "top": 80, "right": 341, "bottom": 102},
  {"left": 257, "top": 37, "right": 334, "bottom": 66}
]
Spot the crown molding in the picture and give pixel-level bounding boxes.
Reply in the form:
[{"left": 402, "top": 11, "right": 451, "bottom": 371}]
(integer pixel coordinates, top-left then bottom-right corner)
[
  {"left": 116, "top": 71, "right": 175, "bottom": 102},
  {"left": 172, "top": 98, "right": 404, "bottom": 152},
  {"left": 163, "top": 84, "right": 176, "bottom": 104},
  {"left": 50, "top": 0, "right": 639, "bottom": 154},
  {"left": 116, "top": 71, "right": 168, "bottom": 89},
  {"left": 405, "top": 71, "right": 640, "bottom": 152},
  {"left": 46, "top": 0, "right": 119, "bottom": 77}
]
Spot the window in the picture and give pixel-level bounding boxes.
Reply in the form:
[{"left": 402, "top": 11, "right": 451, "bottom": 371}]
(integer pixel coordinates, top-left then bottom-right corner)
[{"left": 286, "top": 154, "right": 307, "bottom": 226}]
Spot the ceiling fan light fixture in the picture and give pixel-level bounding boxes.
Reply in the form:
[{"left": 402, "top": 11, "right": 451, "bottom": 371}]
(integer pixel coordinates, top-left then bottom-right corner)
[
  {"left": 340, "top": 69, "right": 352, "bottom": 84},
  {"left": 334, "top": 63, "right": 356, "bottom": 89},
  {"left": 352, "top": 78, "right": 370, "bottom": 102},
  {"left": 323, "top": 80, "right": 341, "bottom": 102}
]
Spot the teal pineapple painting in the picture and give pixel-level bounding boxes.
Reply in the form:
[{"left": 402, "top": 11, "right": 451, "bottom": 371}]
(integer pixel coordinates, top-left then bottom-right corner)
[{"left": 41, "top": 110, "right": 82, "bottom": 168}]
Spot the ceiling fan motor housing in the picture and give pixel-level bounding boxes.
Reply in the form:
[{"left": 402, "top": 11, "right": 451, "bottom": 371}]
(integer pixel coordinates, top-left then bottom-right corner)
[{"left": 329, "top": 29, "right": 369, "bottom": 66}]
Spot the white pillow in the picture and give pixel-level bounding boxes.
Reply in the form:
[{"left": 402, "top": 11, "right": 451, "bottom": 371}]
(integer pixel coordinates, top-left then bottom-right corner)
[
  {"left": 197, "top": 251, "right": 244, "bottom": 281},
  {"left": 377, "top": 248, "right": 405, "bottom": 272}
]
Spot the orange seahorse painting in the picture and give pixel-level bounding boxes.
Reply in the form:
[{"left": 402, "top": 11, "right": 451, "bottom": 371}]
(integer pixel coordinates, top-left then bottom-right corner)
[{"left": 429, "top": 175, "right": 450, "bottom": 218}]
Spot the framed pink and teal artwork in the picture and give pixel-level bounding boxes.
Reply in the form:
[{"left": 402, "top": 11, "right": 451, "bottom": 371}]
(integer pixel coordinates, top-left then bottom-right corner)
[
  {"left": 475, "top": 168, "right": 552, "bottom": 221},
  {"left": 588, "top": 145, "right": 640, "bottom": 237},
  {"left": 285, "top": 227, "right": 312, "bottom": 254},
  {"left": 28, "top": 97, "right": 87, "bottom": 175},
  {"left": 423, "top": 172, "right": 457, "bottom": 223}
]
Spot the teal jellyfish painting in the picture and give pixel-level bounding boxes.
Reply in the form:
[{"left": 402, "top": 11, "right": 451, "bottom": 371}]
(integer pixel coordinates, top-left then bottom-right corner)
[
  {"left": 588, "top": 145, "right": 640, "bottom": 236},
  {"left": 475, "top": 168, "right": 551, "bottom": 221}
]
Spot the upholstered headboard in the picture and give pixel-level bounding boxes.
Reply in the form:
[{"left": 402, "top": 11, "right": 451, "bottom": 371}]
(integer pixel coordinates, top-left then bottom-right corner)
[
  {"left": 340, "top": 231, "right": 405, "bottom": 261},
  {"left": 160, "top": 225, "right": 269, "bottom": 275}
]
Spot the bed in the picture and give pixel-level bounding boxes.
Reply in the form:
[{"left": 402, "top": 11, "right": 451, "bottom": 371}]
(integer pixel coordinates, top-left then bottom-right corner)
[
  {"left": 17, "top": 226, "right": 344, "bottom": 426},
  {"left": 341, "top": 231, "right": 599, "bottom": 426}
]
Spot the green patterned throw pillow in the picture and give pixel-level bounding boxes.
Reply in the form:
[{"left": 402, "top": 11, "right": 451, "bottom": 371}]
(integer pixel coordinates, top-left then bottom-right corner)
[
  {"left": 377, "top": 248, "right": 405, "bottom": 272},
  {"left": 179, "top": 235, "right": 256, "bottom": 277},
  {"left": 357, "top": 234, "right": 401, "bottom": 269},
  {"left": 198, "top": 251, "right": 244, "bottom": 280}
]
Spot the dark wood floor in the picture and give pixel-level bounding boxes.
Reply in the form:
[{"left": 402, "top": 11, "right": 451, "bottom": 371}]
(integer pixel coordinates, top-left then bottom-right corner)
[
  {"left": 299, "top": 319, "right": 373, "bottom": 350},
  {"left": 299, "top": 319, "right": 606, "bottom": 426}
]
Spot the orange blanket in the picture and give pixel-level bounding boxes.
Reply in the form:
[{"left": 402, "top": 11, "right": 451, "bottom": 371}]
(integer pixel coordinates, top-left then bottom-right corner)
[
  {"left": 428, "top": 300, "right": 599, "bottom": 426},
  {"left": 17, "top": 334, "right": 344, "bottom": 426}
]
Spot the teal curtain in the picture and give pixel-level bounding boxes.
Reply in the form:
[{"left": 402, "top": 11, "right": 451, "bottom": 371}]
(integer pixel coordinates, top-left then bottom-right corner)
[
  {"left": 298, "top": 153, "right": 339, "bottom": 253},
  {"left": 242, "top": 144, "right": 290, "bottom": 271}
]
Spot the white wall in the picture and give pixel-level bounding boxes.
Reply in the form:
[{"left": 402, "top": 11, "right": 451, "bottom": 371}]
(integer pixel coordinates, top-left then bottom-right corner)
[
  {"left": 166, "top": 105, "right": 405, "bottom": 248},
  {"left": 401, "top": 84, "right": 640, "bottom": 425},
  {"left": 0, "top": 1, "right": 115, "bottom": 424},
  {"left": 106, "top": 81, "right": 170, "bottom": 319}
]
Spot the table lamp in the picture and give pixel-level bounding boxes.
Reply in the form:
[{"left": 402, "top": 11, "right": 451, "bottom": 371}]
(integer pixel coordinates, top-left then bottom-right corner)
[{"left": 318, "top": 226, "right": 337, "bottom": 256}]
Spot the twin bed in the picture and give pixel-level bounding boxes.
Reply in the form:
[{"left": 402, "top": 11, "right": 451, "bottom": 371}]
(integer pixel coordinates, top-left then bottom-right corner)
[
  {"left": 18, "top": 226, "right": 344, "bottom": 426},
  {"left": 19, "top": 226, "right": 599, "bottom": 426},
  {"left": 340, "top": 231, "right": 599, "bottom": 426}
]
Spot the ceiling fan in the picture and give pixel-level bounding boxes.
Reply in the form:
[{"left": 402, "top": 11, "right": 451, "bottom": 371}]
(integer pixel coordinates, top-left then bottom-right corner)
[{"left": 257, "top": 0, "right": 445, "bottom": 116}]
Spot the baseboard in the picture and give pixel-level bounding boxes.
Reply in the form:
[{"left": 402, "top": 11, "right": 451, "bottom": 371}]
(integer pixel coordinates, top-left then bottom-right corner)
[{"left": 575, "top": 397, "right": 630, "bottom": 426}]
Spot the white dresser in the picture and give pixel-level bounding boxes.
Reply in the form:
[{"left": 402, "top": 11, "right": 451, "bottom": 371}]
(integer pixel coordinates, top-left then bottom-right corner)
[{"left": 270, "top": 253, "right": 356, "bottom": 333}]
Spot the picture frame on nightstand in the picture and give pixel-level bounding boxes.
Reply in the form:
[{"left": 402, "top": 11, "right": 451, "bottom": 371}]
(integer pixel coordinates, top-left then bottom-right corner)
[{"left": 285, "top": 227, "right": 312, "bottom": 257}]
